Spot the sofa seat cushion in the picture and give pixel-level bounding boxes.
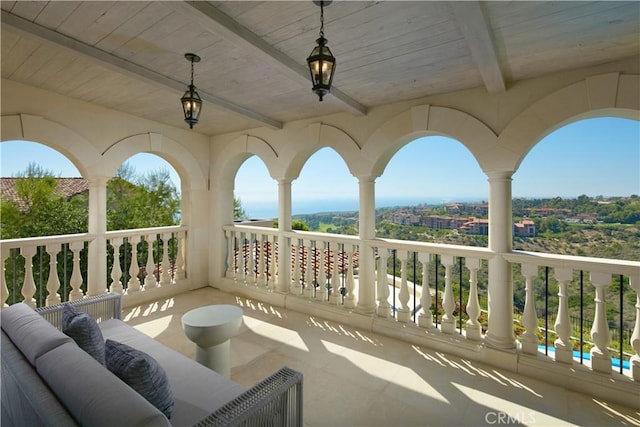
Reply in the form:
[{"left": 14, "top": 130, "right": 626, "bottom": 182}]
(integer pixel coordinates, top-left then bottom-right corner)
[
  {"left": 62, "top": 304, "right": 106, "bottom": 365},
  {"left": 99, "top": 319, "right": 247, "bottom": 427},
  {"left": 0, "top": 303, "right": 72, "bottom": 365},
  {"left": 36, "top": 341, "right": 169, "bottom": 427},
  {"left": 106, "top": 339, "right": 174, "bottom": 419}
]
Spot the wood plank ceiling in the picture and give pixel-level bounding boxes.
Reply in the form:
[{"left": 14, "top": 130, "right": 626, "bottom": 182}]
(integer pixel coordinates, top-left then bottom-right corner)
[{"left": 1, "top": 1, "right": 639, "bottom": 136}]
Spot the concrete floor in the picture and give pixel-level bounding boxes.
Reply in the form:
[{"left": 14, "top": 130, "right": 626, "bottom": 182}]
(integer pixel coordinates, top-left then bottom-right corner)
[{"left": 122, "top": 287, "right": 640, "bottom": 427}]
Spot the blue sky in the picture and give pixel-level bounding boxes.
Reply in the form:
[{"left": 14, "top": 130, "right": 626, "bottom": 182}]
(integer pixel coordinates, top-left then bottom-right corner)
[{"left": 1, "top": 117, "right": 638, "bottom": 208}]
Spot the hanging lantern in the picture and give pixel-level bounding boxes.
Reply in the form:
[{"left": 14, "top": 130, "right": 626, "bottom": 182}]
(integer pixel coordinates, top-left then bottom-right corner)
[
  {"left": 306, "top": 1, "right": 336, "bottom": 101},
  {"left": 181, "top": 53, "right": 202, "bottom": 129}
]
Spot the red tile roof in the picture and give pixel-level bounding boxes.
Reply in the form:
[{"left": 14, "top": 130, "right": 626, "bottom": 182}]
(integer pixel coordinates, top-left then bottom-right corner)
[{"left": 0, "top": 177, "right": 89, "bottom": 209}]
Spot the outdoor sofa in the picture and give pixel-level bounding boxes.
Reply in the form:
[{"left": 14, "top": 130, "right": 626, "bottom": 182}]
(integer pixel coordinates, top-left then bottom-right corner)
[{"left": 0, "top": 293, "right": 302, "bottom": 426}]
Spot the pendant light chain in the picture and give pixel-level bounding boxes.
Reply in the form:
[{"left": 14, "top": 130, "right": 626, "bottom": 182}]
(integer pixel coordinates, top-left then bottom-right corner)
[{"left": 319, "top": 1, "right": 325, "bottom": 38}]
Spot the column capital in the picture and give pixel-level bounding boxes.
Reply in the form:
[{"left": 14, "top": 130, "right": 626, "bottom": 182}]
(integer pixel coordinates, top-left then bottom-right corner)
[{"left": 485, "top": 170, "right": 514, "bottom": 181}]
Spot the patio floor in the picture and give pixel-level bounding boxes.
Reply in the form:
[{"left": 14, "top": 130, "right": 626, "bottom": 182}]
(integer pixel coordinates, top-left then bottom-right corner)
[{"left": 123, "top": 287, "right": 639, "bottom": 426}]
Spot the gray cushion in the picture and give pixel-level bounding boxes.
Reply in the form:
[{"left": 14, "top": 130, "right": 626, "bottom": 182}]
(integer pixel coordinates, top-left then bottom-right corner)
[
  {"left": 0, "top": 303, "right": 72, "bottom": 365},
  {"left": 105, "top": 339, "right": 174, "bottom": 419},
  {"left": 99, "top": 319, "right": 247, "bottom": 426},
  {"left": 62, "top": 304, "right": 106, "bottom": 365},
  {"left": 36, "top": 342, "right": 169, "bottom": 427}
]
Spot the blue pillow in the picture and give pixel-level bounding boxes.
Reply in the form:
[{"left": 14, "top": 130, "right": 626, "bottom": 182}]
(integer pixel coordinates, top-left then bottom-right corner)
[
  {"left": 105, "top": 339, "right": 174, "bottom": 419},
  {"left": 62, "top": 304, "right": 106, "bottom": 365}
]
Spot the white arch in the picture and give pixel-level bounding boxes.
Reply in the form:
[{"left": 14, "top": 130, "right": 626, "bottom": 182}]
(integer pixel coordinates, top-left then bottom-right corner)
[
  {"left": 210, "top": 134, "right": 279, "bottom": 186},
  {"left": 499, "top": 72, "right": 640, "bottom": 172},
  {"left": 101, "top": 132, "right": 206, "bottom": 191},
  {"left": 1, "top": 114, "right": 100, "bottom": 178},
  {"left": 279, "top": 123, "right": 364, "bottom": 180},
  {"left": 363, "top": 105, "right": 497, "bottom": 177}
]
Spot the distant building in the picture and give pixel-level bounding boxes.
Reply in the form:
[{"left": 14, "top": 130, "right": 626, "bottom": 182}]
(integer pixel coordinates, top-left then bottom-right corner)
[
  {"left": 460, "top": 218, "right": 489, "bottom": 235},
  {"left": 514, "top": 219, "right": 536, "bottom": 237}
]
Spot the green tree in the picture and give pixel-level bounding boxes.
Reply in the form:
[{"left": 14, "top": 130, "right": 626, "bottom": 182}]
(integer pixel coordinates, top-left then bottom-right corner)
[
  {"left": 0, "top": 163, "right": 87, "bottom": 238},
  {"left": 234, "top": 197, "right": 247, "bottom": 220}
]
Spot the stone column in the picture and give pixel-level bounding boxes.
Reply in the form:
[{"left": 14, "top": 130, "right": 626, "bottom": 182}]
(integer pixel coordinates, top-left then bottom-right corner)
[
  {"left": 87, "top": 176, "right": 109, "bottom": 296},
  {"left": 357, "top": 176, "right": 376, "bottom": 314},
  {"left": 276, "top": 179, "right": 292, "bottom": 293},
  {"left": 484, "top": 171, "right": 517, "bottom": 350}
]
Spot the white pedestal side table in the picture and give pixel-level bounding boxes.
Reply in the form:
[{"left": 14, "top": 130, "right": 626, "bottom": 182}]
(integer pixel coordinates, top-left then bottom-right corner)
[{"left": 181, "top": 305, "right": 243, "bottom": 378}]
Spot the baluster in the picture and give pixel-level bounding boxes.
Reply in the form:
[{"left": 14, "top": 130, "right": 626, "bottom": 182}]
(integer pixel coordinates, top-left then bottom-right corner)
[
  {"left": 440, "top": 255, "right": 455, "bottom": 334},
  {"left": 465, "top": 258, "right": 482, "bottom": 340},
  {"left": 127, "top": 236, "right": 142, "bottom": 293},
  {"left": 330, "top": 245, "right": 341, "bottom": 305},
  {"left": 160, "top": 233, "right": 172, "bottom": 286},
  {"left": 554, "top": 268, "right": 573, "bottom": 363},
  {"left": 291, "top": 239, "right": 302, "bottom": 295},
  {"left": 344, "top": 244, "right": 356, "bottom": 309},
  {"left": 397, "top": 250, "right": 410, "bottom": 322},
  {"left": 304, "top": 240, "right": 314, "bottom": 297},
  {"left": 590, "top": 272, "right": 612, "bottom": 373},
  {"left": 45, "top": 244, "right": 62, "bottom": 306},
  {"left": 376, "top": 249, "right": 391, "bottom": 317},
  {"left": 520, "top": 264, "right": 539, "bottom": 354},
  {"left": 247, "top": 234, "right": 256, "bottom": 284},
  {"left": 110, "top": 238, "right": 124, "bottom": 294},
  {"left": 144, "top": 234, "right": 157, "bottom": 289},
  {"left": 239, "top": 232, "right": 248, "bottom": 282},
  {"left": 225, "top": 230, "right": 235, "bottom": 279},
  {"left": 20, "top": 246, "right": 37, "bottom": 307},
  {"left": 417, "top": 252, "right": 432, "bottom": 327},
  {"left": 629, "top": 274, "right": 640, "bottom": 381},
  {"left": 267, "top": 235, "right": 277, "bottom": 289},
  {"left": 1, "top": 247, "right": 9, "bottom": 307},
  {"left": 68, "top": 241, "right": 84, "bottom": 301},
  {"left": 258, "top": 235, "right": 267, "bottom": 287},
  {"left": 175, "top": 231, "right": 186, "bottom": 280},
  {"left": 316, "top": 242, "right": 327, "bottom": 301}
]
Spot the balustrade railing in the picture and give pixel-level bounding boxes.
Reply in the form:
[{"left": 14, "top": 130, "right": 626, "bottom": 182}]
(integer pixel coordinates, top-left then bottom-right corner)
[
  {"left": 1, "top": 233, "right": 94, "bottom": 307},
  {"left": 223, "top": 223, "right": 640, "bottom": 381},
  {"left": 505, "top": 251, "right": 640, "bottom": 379},
  {"left": 1, "top": 226, "right": 188, "bottom": 308}
]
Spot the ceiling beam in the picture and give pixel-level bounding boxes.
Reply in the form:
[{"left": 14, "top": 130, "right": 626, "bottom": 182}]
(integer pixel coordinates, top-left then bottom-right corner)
[
  {"left": 1, "top": 10, "right": 283, "bottom": 129},
  {"left": 451, "top": 2, "right": 506, "bottom": 94},
  {"left": 169, "top": 1, "right": 368, "bottom": 116}
]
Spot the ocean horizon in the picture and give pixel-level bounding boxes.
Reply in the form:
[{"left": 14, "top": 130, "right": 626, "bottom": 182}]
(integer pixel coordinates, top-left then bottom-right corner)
[{"left": 240, "top": 196, "right": 486, "bottom": 219}]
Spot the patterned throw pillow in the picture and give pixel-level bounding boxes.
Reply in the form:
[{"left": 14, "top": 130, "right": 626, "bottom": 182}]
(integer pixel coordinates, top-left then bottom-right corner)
[
  {"left": 62, "top": 304, "right": 106, "bottom": 365},
  {"left": 105, "top": 339, "right": 174, "bottom": 419}
]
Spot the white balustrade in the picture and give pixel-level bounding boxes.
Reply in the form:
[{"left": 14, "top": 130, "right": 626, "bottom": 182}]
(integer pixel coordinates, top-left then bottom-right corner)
[
  {"left": 110, "top": 238, "right": 124, "bottom": 294},
  {"left": 376, "top": 249, "right": 391, "bottom": 318},
  {"left": 590, "top": 271, "right": 612, "bottom": 373},
  {"left": 303, "top": 239, "right": 314, "bottom": 297},
  {"left": 144, "top": 234, "right": 158, "bottom": 290},
  {"left": 127, "top": 236, "right": 142, "bottom": 293},
  {"left": 1, "top": 247, "right": 9, "bottom": 307},
  {"left": 291, "top": 239, "right": 302, "bottom": 295},
  {"left": 45, "top": 244, "right": 61, "bottom": 306},
  {"left": 630, "top": 275, "right": 640, "bottom": 381},
  {"left": 553, "top": 268, "right": 573, "bottom": 363},
  {"left": 175, "top": 231, "right": 186, "bottom": 280},
  {"left": 21, "top": 245, "right": 37, "bottom": 307},
  {"left": 344, "top": 244, "right": 356, "bottom": 309},
  {"left": 330, "top": 244, "right": 341, "bottom": 305},
  {"left": 417, "top": 252, "right": 432, "bottom": 328},
  {"left": 316, "top": 242, "right": 327, "bottom": 301},
  {"left": 247, "top": 234, "right": 256, "bottom": 284},
  {"left": 68, "top": 241, "right": 85, "bottom": 301},
  {"left": 225, "top": 230, "right": 235, "bottom": 279},
  {"left": 465, "top": 257, "right": 482, "bottom": 341},
  {"left": 397, "top": 250, "right": 410, "bottom": 322},
  {"left": 520, "top": 264, "right": 539, "bottom": 355},
  {"left": 440, "top": 255, "right": 456, "bottom": 334},
  {"left": 160, "top": 233, "right": 172, "bottom": 286}
]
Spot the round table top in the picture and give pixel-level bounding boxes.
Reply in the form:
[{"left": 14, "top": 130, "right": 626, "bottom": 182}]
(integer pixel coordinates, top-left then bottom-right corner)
[{"left": 181, "top": 304, "right": 243, "bottom": 328}]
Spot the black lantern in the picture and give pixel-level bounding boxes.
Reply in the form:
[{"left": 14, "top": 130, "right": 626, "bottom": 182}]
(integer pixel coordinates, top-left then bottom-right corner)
[
  {"left": 307, "top": 0, "right": 335, "bottom": 101},
  {"left": 181, "top": 53, "right": 202, "bottom": 129}
]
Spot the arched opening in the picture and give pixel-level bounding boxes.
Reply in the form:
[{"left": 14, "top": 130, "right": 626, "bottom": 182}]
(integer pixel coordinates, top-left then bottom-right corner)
[
  {"left": 292, "top": 147, "right": 358, "bottom": 233},
  {"left": 375, "top": 135, "right": 488, "bottom": 245},
  {"left": 512, "top": 116, "right": 639, "bottom": 259},
  {"left": 234, "top": 155, "right": 277, "bottom": 221}
]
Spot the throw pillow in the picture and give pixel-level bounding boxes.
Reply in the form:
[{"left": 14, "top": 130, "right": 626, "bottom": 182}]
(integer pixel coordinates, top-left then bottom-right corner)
[
  {"left": 105, "top": 339, "right": 174, "bottom": 419},
  {"left": 62, "top": 304, "right": 106, "bottom": 365}
]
